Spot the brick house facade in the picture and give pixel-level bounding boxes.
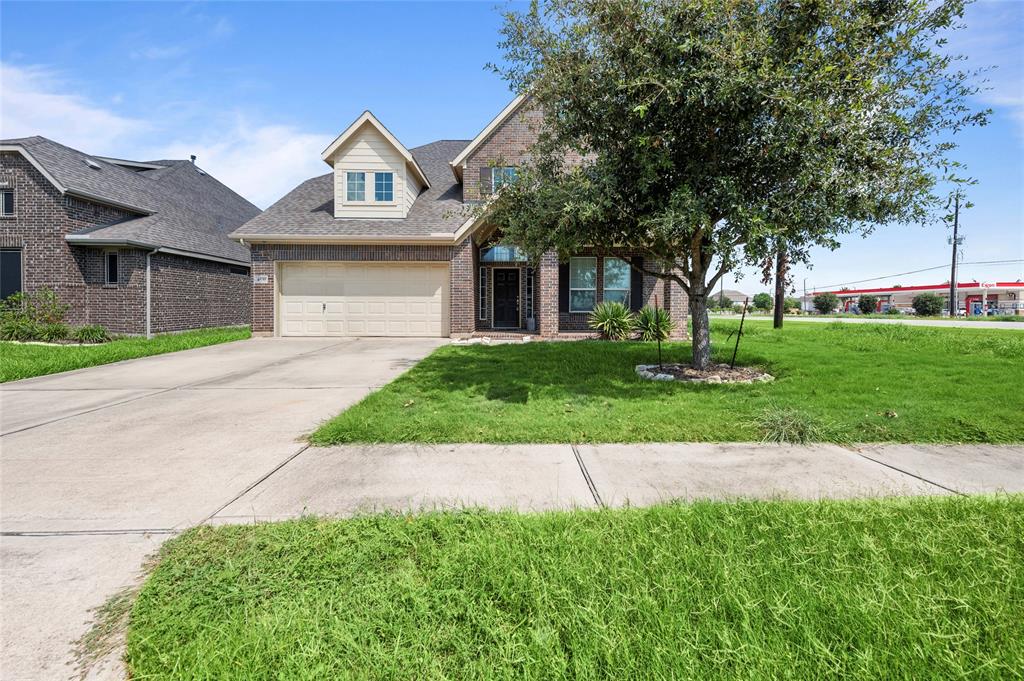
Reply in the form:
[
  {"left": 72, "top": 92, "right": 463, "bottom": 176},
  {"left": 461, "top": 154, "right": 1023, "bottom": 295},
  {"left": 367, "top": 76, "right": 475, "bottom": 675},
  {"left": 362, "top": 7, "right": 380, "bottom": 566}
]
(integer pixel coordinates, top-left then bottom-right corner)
[
  {"left": 0, "top": 139, "right": 258, "bottom": 335},
  {"left": 233, "top": 97, "right": 688, "bottom": 338}
]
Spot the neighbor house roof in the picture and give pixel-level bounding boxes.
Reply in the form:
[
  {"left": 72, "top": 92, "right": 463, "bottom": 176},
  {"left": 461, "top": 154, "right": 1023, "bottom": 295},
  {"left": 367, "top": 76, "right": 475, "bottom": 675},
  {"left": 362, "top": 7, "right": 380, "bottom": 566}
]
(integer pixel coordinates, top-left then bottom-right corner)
[
  {"left": 232, "top": 139, "right": 471, "bottom": 243},
  {"left": 1, "top": 136, "right": 260, "bottom": 264}
]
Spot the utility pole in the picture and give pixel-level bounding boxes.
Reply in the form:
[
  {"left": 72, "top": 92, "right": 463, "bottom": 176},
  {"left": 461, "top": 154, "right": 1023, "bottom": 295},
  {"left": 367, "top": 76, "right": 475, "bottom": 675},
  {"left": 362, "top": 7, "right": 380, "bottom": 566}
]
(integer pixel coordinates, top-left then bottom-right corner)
[
  {"left": 803, "top": 278, "right": 808, "bottom": 314},
  {"left": 948, "top": 192, "right": 962, "bottom": 317}
]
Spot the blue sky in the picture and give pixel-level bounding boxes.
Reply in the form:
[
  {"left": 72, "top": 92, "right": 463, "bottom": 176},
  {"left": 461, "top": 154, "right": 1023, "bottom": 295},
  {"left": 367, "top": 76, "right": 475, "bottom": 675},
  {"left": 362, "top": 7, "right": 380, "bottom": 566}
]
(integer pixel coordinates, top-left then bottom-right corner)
[{"left": 1, "top": 0, "right": 1020, "bottom": 294}]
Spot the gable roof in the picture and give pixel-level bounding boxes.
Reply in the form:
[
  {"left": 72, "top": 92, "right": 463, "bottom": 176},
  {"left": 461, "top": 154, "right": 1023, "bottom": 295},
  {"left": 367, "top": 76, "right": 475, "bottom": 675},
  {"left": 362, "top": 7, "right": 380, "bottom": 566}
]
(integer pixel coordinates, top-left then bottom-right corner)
[
  {"left": 232, "top": 140, "right": 470, "bottom": 243},
  {"left": 320, "top": 111, "right": 430, "bottom": 189},
  {"left": 1, "top": 136, "right": 260, "bottom": 263},
  {"left": 449, "top": 94, "right": 529, "bottom": 181}
]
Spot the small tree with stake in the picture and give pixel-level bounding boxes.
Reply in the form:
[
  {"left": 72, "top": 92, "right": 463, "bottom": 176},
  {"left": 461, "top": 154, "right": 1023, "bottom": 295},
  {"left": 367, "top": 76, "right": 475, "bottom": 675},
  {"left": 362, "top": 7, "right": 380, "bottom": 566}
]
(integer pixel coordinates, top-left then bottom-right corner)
[{"left": 484, "top": 0, "right": 987, "bottom": 370}]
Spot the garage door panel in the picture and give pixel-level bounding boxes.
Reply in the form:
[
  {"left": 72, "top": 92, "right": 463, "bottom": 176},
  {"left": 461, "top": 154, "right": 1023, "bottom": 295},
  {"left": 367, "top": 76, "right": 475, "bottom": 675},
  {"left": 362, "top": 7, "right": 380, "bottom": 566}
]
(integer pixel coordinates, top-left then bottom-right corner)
[{"left": 280, "top": 263, "right": 446, "bottom": 337}]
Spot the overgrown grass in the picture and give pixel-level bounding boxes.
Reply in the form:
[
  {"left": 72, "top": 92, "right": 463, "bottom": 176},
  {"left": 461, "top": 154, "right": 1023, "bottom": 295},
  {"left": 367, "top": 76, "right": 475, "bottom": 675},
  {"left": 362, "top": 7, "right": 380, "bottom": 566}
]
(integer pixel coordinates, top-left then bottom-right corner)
[
  {"left": 312, "top": 321, "right": 1023, "bottom": 444},
  {"left": 127, "top": 496, "right": 1024, "bottom": 680},
  {"left": 0, "top": 326, "right": 250, "bottom": 382}
]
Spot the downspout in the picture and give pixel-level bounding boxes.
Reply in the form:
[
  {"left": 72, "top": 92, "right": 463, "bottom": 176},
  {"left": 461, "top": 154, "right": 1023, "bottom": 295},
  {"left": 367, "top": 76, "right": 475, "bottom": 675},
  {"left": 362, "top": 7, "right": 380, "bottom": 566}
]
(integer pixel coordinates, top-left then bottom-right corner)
[{"left": 145, "top": 247, "right": 160, "bottom": 338}]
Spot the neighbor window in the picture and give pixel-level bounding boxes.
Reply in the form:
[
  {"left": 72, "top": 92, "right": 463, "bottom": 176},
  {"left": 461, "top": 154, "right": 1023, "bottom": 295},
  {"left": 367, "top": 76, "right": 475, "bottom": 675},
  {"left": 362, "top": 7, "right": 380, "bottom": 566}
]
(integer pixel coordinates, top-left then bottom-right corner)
[
  {"left": 0, "top": 190, "right": 13, "bottom": 216},
  {"left": 569, "top": 257, "right": 597, "bottom": 312},
  {"left": 375, "top": 172, "right": 394, "bottom": 202},
  {"left": 105, "top": 252, "right": 119, "bottom": 285},
  {"left": 1, "top": 248, "right": 22, "bottom": 300},
  {"left": 603, "top": 258, "right": 631, "bottom": 305},
  {"left": 346, "top": 172, "right": 366, "bottom": 202},
  {"left": 491, "top": 166, "right": 517, "bottom": 192}
]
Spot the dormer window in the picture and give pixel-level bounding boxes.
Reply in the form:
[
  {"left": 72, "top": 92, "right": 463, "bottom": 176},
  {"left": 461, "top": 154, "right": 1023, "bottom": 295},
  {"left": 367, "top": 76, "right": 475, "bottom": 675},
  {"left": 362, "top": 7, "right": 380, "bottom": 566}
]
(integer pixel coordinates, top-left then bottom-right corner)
[
  {"left": 375, "top": 172, "right": 394, "bottom": 202},
  {"left": 492, "top": 166, "right": 517, "bottom": 192},
  {"left": 346, "top": 172, "right": 365, "bottom": 202}
]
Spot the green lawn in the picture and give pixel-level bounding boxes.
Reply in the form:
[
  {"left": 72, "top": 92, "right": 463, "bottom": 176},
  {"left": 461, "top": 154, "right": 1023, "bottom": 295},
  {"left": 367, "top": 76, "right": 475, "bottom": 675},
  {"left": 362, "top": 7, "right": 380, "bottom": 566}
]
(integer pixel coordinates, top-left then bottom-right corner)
[
  {"left": 312, "top": 321, "right": 1024, "bottom": 444},
  {"left": 0, "top": 326, "right": 250, "bottom": 382},
  {"left": 126, "top": 496, "right": 1024, "bottom": 680}
]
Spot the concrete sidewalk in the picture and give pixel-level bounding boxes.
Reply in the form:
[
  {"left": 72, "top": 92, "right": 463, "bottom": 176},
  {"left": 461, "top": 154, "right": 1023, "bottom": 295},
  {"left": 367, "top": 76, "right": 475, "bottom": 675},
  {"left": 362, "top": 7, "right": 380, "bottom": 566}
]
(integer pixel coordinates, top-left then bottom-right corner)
[{"left": 211, "top": 442, "right": 1024, "bottom": 523}]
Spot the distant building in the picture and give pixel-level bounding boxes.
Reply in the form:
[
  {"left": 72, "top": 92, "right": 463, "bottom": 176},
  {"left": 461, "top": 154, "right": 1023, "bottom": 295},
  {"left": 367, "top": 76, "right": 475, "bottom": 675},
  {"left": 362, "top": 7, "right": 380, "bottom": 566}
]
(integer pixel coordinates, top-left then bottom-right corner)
[{"left": 810, "top": 281, "right": 1024, "bottom": 316}]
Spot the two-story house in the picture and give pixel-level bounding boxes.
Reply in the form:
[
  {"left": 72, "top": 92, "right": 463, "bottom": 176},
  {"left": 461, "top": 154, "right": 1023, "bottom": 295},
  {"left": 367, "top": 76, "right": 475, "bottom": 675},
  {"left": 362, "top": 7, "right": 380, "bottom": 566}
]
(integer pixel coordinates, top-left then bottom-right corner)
[
  {"left": 231, "top": 96, "right": 688, "bottom": 338},
  {"left": 0, "top": 136, "right": 260, "bottom": 335}
]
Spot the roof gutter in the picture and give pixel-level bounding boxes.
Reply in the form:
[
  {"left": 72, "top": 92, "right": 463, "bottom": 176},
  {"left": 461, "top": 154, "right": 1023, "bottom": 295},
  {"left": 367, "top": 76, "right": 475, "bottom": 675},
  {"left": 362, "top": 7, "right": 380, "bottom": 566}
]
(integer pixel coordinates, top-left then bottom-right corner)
[
  {"left": 230, "top": 233, "right": 460, "bottom": 246},
  {"left": 64, "top": 236, "right": 250, "bottom": 267}
]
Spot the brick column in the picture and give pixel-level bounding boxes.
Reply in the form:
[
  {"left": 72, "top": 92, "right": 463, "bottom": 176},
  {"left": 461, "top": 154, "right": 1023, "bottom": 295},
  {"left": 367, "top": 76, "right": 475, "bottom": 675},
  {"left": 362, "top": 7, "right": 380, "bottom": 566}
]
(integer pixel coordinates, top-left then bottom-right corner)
[
  {"left": 449, "top": 237, "right": 475, "bottom": 337},
  {"left": 663, "top": 267, "right": 689, "bottom": 339},
  {"left": 537, "top": 250, "right": 559, "bottom": 338},
  {"left": 251, "top": 246, "right": 275, "bottom": 335}
]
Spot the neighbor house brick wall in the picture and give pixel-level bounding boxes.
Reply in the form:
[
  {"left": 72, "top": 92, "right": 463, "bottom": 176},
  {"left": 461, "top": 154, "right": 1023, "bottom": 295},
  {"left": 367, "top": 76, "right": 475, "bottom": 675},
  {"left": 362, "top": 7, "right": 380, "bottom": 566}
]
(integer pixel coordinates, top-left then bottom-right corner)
[
  {"left": 150, "top": 253, "right": 250, "bottom": 333},
  {"left": 1, "top": 150, "right": 252, "bottom": 335},
  {"left": 248, "top": 243, "right": 454, "bottom": 335}
]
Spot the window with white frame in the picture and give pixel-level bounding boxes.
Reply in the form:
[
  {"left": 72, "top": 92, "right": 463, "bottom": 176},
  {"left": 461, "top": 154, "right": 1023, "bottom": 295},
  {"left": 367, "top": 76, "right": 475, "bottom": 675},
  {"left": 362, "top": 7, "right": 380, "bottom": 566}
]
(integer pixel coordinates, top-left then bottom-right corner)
[
  {"left": 603, "top": 258, "right": 631, "bottom": 305},
  {"left": 0, "top": 190, "right": 13, "bottom": 216},
  {"left": 491, "top": 166, "right": 517, "bottom": 192},
  {"left": 346, "top": 172, "right": 365, "bottom": 202},
  {"left": 105, "top": 251, "right": 119, "bottom": 285},
  {"left": 569, "top": 257, "right": 597, "bottom": 312},
  {"left": 525, "top": 267, "right": 534, "bottom": 319},
  {"left": 478, "top": 267, "right": 487, "bottom": 320},
  {"left": 375, "top": 172, "right": 394, "bottom": 202}
]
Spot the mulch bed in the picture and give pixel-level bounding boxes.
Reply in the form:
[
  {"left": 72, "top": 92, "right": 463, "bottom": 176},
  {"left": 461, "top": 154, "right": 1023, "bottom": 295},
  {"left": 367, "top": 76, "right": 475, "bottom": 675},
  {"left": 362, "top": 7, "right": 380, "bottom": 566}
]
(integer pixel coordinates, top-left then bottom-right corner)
[{"left": 635, "top": 362, "right": 774, "bottom": 384}]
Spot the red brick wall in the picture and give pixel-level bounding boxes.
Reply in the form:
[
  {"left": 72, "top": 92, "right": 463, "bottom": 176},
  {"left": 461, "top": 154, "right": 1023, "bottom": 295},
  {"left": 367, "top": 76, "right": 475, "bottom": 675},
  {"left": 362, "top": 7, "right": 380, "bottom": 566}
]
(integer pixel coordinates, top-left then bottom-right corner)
[
  {"left": 462, "top": 104, "right": 544, "bottom": 202},
  {"left": 150, "top": 253, "right": 250, "bottom": 333},
  {"left": 249, "top": 242, "right": 455, "bottom": 335}
]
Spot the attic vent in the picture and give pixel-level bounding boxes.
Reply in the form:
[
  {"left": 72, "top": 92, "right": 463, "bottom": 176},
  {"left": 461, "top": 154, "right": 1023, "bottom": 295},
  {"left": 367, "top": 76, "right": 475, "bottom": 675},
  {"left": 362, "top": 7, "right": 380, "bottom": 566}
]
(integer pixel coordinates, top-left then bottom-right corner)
[{"left": 85, "top": 158, "right": 101, "bottom": 170}]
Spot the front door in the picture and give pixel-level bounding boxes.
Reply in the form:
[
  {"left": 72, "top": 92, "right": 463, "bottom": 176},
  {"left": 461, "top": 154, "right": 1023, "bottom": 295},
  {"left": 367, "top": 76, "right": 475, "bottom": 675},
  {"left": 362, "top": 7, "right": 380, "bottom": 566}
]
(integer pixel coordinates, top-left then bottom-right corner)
[{"left": 493, "top": 268, "right": 520, "bottom": 327}]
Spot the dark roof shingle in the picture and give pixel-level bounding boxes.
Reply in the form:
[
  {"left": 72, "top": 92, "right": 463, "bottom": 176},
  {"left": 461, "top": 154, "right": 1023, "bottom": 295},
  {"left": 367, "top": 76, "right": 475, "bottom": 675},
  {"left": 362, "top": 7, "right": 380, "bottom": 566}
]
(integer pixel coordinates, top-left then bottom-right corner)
[{"left": 2, "top": 136, "right": 259, "bottom": 262}]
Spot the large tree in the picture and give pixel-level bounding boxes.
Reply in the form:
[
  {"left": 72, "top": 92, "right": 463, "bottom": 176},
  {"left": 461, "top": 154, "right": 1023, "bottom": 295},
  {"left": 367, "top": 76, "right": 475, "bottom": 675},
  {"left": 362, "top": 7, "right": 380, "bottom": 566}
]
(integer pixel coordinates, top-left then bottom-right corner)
[{"left": 485, "top": 0, "right": 986, "bottom": 368}]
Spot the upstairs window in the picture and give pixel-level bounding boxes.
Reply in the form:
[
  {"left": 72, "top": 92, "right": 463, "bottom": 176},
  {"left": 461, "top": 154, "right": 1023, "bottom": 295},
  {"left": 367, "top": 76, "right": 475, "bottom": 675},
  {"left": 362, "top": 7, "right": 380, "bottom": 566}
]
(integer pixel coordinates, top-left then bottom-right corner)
[
  {"left": 346, "top": 172, "right": 365, "bottom": 202},
  {"left": 492, "top": 167, "right": 517, "bottom": 192},
  {"left": 105, "top": 252, "right": 119, "bottom": 285},
  {"left": 375, "top": 172, "right": 394, "bottom": 202},
  {"left": 0, "top": 189, "right": 13, "bottom": 216},
  {"left": 603, "top": 258, "right": 631, "bottom": 305}
]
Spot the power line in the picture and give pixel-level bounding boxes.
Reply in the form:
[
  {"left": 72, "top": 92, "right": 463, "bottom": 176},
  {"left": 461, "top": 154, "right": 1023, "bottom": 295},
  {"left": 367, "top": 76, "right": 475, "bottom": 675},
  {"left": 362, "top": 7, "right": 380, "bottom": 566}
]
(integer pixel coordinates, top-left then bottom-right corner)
[{"left": 810, "top": 259, "right": 1024, "bottom": 292}]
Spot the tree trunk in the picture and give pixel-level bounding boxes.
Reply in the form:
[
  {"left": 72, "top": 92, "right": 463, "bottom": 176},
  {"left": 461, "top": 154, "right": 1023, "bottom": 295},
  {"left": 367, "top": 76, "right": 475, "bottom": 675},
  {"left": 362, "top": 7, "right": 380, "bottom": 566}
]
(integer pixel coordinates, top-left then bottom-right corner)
[
  {"left": 773, "top": 246, "right": 787, "bottom": 329},
  {"left": 689, "top": 292, "right": 712, "bottom": 370}
]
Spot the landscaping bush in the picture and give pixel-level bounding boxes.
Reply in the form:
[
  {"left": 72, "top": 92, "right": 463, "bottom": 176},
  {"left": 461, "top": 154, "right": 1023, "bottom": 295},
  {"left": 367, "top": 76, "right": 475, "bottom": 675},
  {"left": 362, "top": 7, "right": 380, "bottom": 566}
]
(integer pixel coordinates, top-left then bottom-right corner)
[
  {"left": 783, "top": 296, "right": 801, "bottom": 313},
  {"left": 72, "top": 324, "right": 110, "bottom": 344},
  {"left": 857, "top": 295, "right": 879, "bottom": 315},
  {"left": 886, "top": 306, "right": 902, "bottom": 315},
  {"left": 752, "top": 292, "right": 773, "bottom": 311},
  {"left": 813, "top": 292, "right": 839, "bottom": 315},
  {"left": 0, "top": 317, "right": 39, "bottom": 342},
  {"left": 37, "top": 322, "right": 71, "bottom": 343},
  {"left": 711, "top": 295, "right": 732, "bottom": 310},
  {"left": 588, "top": 301, "right": 634, "bottom": 340},
  {"left": 912, "top": 293, "right": 945, "bottom": 316},
  {"left": 633, "top": 305, "right": 675, "bottom": 342}
]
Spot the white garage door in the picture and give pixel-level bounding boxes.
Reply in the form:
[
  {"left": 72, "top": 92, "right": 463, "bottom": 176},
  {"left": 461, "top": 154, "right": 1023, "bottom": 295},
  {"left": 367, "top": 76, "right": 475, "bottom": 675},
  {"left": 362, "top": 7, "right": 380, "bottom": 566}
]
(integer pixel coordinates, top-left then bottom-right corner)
[{"left": 279, "top": 262, "right": 448, "bottom": 337}]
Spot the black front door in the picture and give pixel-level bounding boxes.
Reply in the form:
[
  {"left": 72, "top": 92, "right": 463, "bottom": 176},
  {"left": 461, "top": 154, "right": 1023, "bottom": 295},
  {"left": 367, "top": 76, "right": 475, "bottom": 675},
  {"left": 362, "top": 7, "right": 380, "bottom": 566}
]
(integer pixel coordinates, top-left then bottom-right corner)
[{"left": 493, "top": 268, "right": 520, "bottom": 327}]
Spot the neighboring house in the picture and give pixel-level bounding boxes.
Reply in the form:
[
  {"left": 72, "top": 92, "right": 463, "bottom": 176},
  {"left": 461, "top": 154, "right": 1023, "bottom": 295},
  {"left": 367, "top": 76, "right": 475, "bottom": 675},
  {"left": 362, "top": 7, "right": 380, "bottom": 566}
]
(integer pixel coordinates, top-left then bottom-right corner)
[
  {"left": 231, "top": 96, "right": 688, "bottom": 338},
  {"left": 0, "top": 136, "right": 260, "bottom": 335}
]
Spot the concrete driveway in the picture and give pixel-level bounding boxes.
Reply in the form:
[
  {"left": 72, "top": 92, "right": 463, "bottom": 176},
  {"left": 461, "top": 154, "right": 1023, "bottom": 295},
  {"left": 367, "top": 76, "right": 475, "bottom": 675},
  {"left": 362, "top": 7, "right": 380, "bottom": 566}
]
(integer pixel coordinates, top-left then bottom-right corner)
[{"left": 0, "top": 336, "right": 444, "bottom": 680}]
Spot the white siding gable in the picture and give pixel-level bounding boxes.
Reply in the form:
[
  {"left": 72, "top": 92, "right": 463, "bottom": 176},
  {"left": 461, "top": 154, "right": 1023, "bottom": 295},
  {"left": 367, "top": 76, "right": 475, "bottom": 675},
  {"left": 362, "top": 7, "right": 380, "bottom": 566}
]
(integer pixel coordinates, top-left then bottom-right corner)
[{"left": 331, "top": 122, "right": 419, "bottom": 219}]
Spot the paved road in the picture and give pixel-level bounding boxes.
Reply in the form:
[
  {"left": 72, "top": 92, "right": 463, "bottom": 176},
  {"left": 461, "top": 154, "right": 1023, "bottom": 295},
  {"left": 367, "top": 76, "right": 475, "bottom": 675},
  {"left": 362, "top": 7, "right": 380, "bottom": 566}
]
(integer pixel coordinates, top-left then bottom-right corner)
[
  {"left": 0, "top": 336, "right": 445, "bottom": 680},
  {"left": 2, "top": 338, "right": 1022, "bottom": 679},
  {"left": 726, "top": 314, "right": 1024, "bottom": 330}
]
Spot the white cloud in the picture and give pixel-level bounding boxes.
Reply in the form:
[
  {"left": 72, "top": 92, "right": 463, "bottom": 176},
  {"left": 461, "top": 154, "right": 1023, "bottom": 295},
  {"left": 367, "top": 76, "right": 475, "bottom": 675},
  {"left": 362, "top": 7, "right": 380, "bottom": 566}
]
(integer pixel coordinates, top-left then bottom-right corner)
[
  {"left": 0, "top": 62, "right": 148, "bottom": 150},
  {"left": 0, "top": 60, "right": 331, "bottom": 208},
  {"left": 151, "top": 120, "right": 330, "bottom": 208}
]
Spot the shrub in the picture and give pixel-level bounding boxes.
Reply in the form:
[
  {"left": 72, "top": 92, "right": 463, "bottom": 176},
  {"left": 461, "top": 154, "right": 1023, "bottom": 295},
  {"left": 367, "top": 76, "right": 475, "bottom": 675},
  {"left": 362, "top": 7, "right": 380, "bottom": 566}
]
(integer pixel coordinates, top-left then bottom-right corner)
[
  {"left": 783, "top": 296, "right": 801, "bottom": 312},
  {"left": 754, "top": 406, "right": 825, "bottom": 444},
  {"left": 37, "top": 322, "right": 70, "bottom": 342},
  {"left": 912, "top": 293, "right": 944, "bottom": 317},
  {"left": 858, "top": 294, "right": 879, "bottom": 315},
  {"left": 588, "top": 301, "right": 634, "bottom": 340},
  {"left": 633, "top": 305, "right": 675, "bottom": 342},
  {"left": 711, "top": 295, "right": 732, "bottom": 310},
  {"left": 886, "top": 306, "right": 902, "bottom": 315},
  {"left": 0, "top": 317, "right": 39, "bottom": 341},
  {"left": 73, "top": 324, "right": 110, "bottom": 344},
  {"left": 813, "top": 292, "right": 839, "bottom": 315},
  {"left": 752, "top": 293, "right": 773, "bottom": 311}
]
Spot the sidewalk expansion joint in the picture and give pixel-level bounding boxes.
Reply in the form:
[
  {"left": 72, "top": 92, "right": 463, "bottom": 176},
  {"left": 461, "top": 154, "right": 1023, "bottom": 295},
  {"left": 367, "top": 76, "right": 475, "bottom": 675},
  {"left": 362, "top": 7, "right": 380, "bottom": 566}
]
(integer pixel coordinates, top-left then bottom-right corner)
[
  {"left": 1, "top": 528, "right": 179, "bottom": 537},
  {"left": 849, "top": 448, "right": 966, "bottom": 496},
  {"left": 200, "top": 444, "right": 312, "bottom": 524},
  {"left": 571, "top": 444, "right": 605, "bottom": 508}
]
